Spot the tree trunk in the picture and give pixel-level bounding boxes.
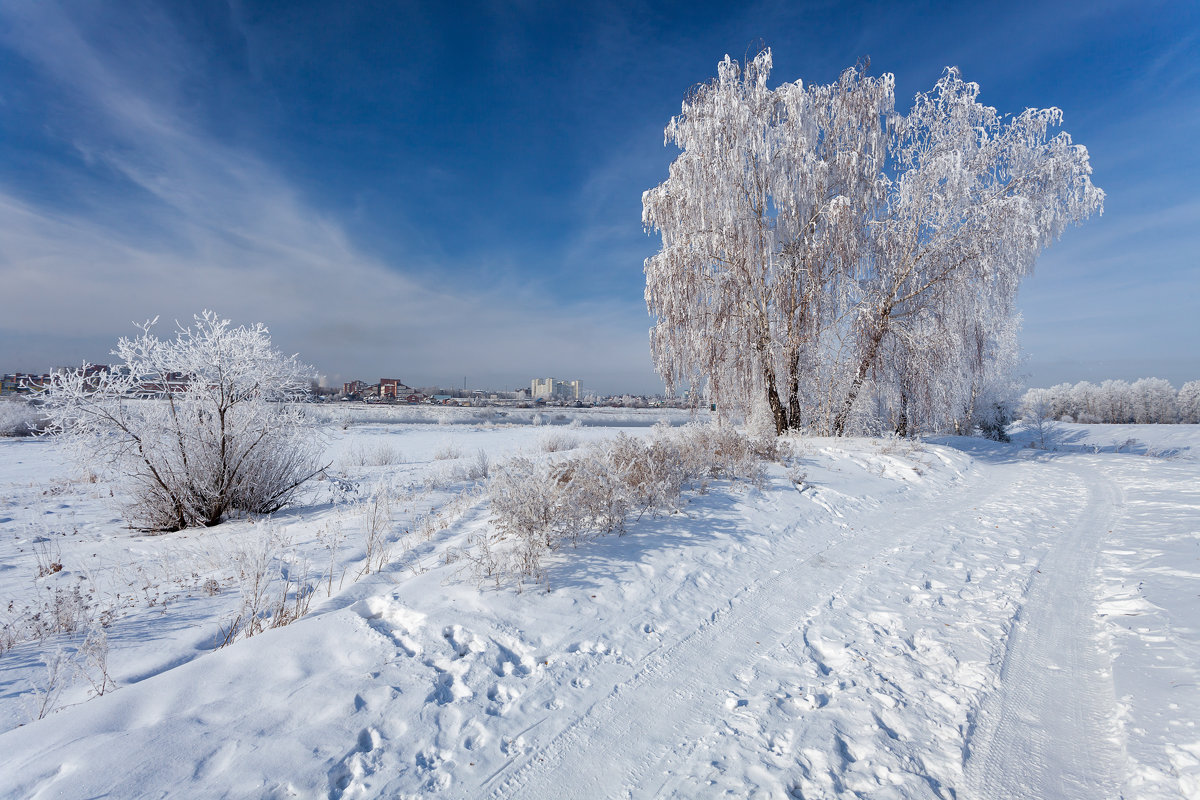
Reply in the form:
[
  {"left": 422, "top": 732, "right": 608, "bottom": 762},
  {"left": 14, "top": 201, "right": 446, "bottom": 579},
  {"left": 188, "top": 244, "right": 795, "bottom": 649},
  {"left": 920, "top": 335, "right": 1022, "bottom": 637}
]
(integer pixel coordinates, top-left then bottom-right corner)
[
  {"left": 786, "top": 345, "right": 803, "bottom": 431},
  {"left": 764, "top": 365, "right": 789, "bottom": 436},
  {"left": 832, "top": 305, "right": 892, "bottom": 436},
  {"left": 960, "top": 381, "right": 980, "bottom": 435}
]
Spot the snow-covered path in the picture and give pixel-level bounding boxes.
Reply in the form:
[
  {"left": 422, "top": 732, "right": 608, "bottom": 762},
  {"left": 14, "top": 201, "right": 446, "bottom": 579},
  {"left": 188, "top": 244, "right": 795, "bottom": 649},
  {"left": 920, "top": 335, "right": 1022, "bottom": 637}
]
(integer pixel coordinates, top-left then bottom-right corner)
[
  {"left": 963, "top": 464, "right": 1124, "bottom": 800},
  {"left": 489, "top": 448, "right": 1013, "bottom": 800},
  {"left": 478, "top": 444, "right": 1189, "bottom": 799},
  {"left": 1, "top": 425, "right": 1197, "bottom": 799}
]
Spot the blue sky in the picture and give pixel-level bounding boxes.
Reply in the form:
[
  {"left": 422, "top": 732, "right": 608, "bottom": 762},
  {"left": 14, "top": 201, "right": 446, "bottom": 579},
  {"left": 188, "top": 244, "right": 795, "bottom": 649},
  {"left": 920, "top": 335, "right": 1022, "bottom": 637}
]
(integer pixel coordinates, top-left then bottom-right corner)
[{"left": 1, "top": 0, "right": 1196, "bottom": 394}]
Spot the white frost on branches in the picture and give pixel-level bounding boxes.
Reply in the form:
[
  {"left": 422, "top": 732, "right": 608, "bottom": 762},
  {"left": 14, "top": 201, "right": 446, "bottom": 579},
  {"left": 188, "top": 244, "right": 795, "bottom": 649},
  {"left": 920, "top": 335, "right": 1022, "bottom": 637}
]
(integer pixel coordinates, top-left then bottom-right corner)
[
  {"left": 1023, "top": 378, "right": 1195, "bottom": 425},
  {"left": 643, "top": 50, "right": 1104, "bottom": 436},
  {"left": 41, "top": 311, "right": 325, "bottom": 531}
]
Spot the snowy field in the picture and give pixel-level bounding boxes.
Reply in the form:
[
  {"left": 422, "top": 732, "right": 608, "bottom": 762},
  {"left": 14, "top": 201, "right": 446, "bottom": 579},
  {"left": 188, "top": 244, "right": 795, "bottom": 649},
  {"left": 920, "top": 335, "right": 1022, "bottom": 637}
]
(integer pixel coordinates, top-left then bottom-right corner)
[{"left": 0, "top": 412, "right": 1197, "bottom": 799}]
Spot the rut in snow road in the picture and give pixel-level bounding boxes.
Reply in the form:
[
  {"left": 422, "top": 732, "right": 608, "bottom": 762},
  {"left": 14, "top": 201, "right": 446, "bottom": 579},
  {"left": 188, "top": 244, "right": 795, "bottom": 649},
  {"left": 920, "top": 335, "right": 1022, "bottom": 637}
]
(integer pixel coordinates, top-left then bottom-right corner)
[{"left": 963, "top": 464, "right": 1125, "bottom": 799}]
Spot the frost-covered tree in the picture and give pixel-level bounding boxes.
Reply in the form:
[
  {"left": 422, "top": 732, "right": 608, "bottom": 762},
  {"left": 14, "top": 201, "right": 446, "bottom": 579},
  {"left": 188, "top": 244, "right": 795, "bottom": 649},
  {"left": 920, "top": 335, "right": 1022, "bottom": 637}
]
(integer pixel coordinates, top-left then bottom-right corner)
[
  {"left": 42, "top": 312, "right": 325, "bottom": 531},
  {"left": 1021, "top": 387, "right": 1056, "bottom": 448},
  {"left": 1044, "top": 382, "right": 1076, "bottom": 421},
  {"left": 643, "top": 52, "right": 891, "bottom": 434},
  {"left": 1096, "top": 379, "right": 1133, "bottom": 424},
  {"left": 1178, "top": 380, "right": 1200, "bottom": 424},
  {"left": 1130, "top": 377, "right": 1177, "bottom": 424},
  {"left": 644, "top": 49, "right": 1103, "bottom": 436},
  {"left": 1020, "top": 378, "right": 1200, "bottom": 424},
  {"left": 1068, "top": 381, "right": 1100, "bottom": 423},
  {"left": 829, "top": 70, "right": 1103, "bottom": 435}
]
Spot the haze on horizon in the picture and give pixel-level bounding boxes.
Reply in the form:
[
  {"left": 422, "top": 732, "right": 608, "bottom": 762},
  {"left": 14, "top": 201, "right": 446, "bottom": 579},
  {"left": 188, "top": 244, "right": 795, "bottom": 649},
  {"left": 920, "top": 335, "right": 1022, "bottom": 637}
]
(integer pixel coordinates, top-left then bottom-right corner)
[{"left": 1, "top": 0, "right": 1196, "bottom": 395}]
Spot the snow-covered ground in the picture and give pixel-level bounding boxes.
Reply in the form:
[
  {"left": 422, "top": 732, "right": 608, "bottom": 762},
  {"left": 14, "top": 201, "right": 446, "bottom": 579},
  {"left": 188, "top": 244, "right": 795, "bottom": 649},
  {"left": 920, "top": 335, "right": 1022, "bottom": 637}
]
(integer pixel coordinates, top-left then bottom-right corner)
[{"left": 0, "top": 414, "right": 1197, "bottom": 799}]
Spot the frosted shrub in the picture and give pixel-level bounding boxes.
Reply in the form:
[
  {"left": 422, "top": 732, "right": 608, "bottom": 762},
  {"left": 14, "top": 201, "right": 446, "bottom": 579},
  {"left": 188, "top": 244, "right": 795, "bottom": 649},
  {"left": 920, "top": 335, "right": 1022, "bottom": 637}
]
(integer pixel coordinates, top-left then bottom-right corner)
[
  {"left": 433, "top": 442, "right": 463, "bottom": 460},
  {"left": 607, "top": 432, "right": 686, "bottom": 514},
  {"left": 463, "top": 449, "right": 490, "bottom": 481},
  {"left": 1, "top": 581, "right": 98, "bottom": 654},
  {"left": 342, "top": 442, "right": 404, "bottom": 467},
  {"left": 33, "top": 538, "right": 63, "bottom": 578},
  {"left": 539, "top": 430, "right": 580, "bottom": 452},
  {"left": 76, "top": 623, "right": 116, "bottom": 698},
  {"left": 29, "top": 584, "right": 91, "bottom": 640},
  {"left": 482, "top": 455, "right": 617, "bottom": 587},
  {"left": 357, "top": 485, "right": 393, "bottom": 578},
  {"left": 1021, "top": 388, "right": 1056, "bottom": 448},
  {"left": 673, "top": 424, "right": 770, "bottom": 485},
  {"left": 488, "top": 458, "right": 560, "bottom": 547},
  {"left": 41, "top": 312, "right": 325, "bottom": 532},
  {"left": 553, "top": 453, "right": 631, "bottom": 541},
  {"left": 0, "top": 399, "right": 46, "bottom": 437},
  {"left": 23, "top": 625, "right": 115, "bottom": 718},
  {"left": 28, "top": 648, "right": 70, "bottom": 720},
  {"left": 973, "top": 391, "right": 1015, "bottom": 442},
  {"left": 479, "top": 425, "right": 767, "bottom": 586},
  {"left": 219, "top": 524, "right": 314, "bottom": 646}
]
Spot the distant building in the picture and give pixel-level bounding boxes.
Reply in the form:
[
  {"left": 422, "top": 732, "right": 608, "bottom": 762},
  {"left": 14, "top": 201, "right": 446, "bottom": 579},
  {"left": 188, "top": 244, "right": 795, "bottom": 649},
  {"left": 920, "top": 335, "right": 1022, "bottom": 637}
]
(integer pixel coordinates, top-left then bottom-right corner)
[
  {"left": 342, "top": 380, "right": 369, "bottom": 398},
  {"left": 136, "top": 371, "right": 189, "bottom": 396},
  {"left": 3, "top": 366, "right": 112, "bottom": 395},
  {"left": 1, "top": 371, "right": 43, "bottom": 393},
  {"left": 531, "top": 378, "right": 580, "bottom": 401},
  {"left": 379, "top": 378, "right": 414, "bottom": 400},
  {"left": 1, "top": 373, "right": 48, "bottom": 395}
]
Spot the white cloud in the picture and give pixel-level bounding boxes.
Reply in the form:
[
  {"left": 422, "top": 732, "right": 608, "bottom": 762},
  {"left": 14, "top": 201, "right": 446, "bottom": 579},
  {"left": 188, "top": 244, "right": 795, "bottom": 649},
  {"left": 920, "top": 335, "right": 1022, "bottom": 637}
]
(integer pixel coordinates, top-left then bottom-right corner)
[{"left": 0, "top": 1, "right": 662, "bottom": 393}]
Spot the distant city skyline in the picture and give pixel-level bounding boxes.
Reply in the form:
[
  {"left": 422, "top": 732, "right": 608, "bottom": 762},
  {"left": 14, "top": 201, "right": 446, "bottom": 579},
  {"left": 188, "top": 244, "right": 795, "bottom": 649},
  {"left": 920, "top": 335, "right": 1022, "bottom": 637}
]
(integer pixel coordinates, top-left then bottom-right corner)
[{"left": 1, "top": 1, "right": 1197, "bottom": 394}]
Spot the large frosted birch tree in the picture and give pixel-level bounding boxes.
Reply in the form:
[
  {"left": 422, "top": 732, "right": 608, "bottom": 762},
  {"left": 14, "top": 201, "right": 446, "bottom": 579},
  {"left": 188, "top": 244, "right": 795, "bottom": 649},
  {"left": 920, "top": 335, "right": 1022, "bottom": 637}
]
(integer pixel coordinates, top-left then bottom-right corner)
[{"left": 643, "top": 50, "right": 1103, "bottom": 436}]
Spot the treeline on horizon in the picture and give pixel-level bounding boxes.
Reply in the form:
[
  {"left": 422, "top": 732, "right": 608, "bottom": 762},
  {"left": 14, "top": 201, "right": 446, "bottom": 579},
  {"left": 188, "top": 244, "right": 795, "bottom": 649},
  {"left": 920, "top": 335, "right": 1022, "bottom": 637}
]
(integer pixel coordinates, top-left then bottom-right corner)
[{"left": 1022, "top": 378, "right": 1200, "bottom": 425}]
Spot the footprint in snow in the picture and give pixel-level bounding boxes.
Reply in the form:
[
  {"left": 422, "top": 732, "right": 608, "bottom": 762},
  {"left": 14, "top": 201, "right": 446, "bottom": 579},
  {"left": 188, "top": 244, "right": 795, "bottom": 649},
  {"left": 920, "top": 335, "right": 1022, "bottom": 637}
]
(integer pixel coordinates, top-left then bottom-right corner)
[
  {"left": 734, "top": 667, "right": 757, "bottom": 684},
  {"left": 492, "top": 639, "right": 534, "bottom": 677},
  {"left": 485, "top": 683, "right": 521, "bottom": 716},
  {"left": 461, "top": 719, "right": 489, "bottom": 751},
  {"left": 723, "top": 695, "right": 751, "bottom": 711},
  {"left": 443, "top": 624, "right": 483, "bottom": 658},
  {"left": 415, "top": 748, "right": 453, "bottom": 793},
  {"left": 327, "top": 727, "right": 384, "bottom": 800},
  {"left": 569, "top": 639, "right": 612, "bottom": 656},
  {"left": 501, "top": 735, "right": 529, "bottom": 757}
]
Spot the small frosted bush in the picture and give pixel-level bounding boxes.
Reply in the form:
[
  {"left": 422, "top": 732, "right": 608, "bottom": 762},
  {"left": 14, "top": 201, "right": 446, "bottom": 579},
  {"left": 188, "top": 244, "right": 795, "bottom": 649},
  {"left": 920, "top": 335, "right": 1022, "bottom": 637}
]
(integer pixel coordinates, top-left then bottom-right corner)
[
  {"left": 342, "top": 442, "right": 404, "bottom": 467},
  {"left": 433, "top": 442, "right": 463, "bottom": 460},
  {"left": 478, "top": 424, "right": 769, "bottom": 586},
  {"left": 0, "top": 400, "right": 45, "bottom": 437},
  {"left": 539, "top": 431, "right": 580, "bottom": 452},
  {"left": 41, "top": 312, "right": 324, "bottom": 531}
]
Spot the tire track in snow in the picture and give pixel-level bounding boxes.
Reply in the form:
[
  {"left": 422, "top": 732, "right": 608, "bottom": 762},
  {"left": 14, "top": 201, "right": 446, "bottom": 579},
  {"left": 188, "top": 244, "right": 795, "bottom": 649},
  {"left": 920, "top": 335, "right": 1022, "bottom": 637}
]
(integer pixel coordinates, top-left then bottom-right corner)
[
  {"left": 963, "top": 464, "right": 1126, "bottom": 800},
  {"left": 486, "top": 451, "right": 1013, "bottom": 800},
  {"left": 649, "top": 459, "right": 1069, "bottom": 798},
  {"left": 483, "top": 529, "right": 846, "bottom": 800}
]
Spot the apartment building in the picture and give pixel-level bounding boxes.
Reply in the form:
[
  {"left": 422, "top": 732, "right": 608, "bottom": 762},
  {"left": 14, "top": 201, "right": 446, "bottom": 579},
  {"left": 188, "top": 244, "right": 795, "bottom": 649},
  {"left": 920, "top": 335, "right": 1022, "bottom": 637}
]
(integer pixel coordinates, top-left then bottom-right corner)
[{"left": 531, "top": 377, "right": 580, "bottom": 401}]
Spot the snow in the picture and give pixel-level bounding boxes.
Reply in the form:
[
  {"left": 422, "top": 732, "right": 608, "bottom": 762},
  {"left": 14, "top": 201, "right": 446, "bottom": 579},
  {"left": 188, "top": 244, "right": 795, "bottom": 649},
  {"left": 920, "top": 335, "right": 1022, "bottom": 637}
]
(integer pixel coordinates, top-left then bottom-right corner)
[{"left": 1, "top": 413, "right": 1198, "bottom": 798}]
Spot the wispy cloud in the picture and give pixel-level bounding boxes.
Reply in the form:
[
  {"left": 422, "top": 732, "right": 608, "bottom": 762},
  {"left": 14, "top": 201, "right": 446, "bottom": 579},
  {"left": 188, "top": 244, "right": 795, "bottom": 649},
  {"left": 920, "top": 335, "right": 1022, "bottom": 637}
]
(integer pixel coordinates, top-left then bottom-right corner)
[{"left": 0, "top": 1, "right": 661, "bottom": 392}]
